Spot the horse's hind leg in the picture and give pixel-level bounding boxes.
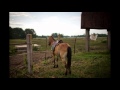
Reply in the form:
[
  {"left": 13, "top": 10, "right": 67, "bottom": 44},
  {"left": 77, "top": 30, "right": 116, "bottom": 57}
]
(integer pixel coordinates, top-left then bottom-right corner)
[
  {"left": 65, "top": 66, "right": 71, "bottom": 75},
  {"left": 68, "top": 67, "right": 71, "bottom": 74},
  {"left": 64, "top": 62, "right": 71, "bottom": 75},
  {"left": 61, "top": 58, "right": 68, "bottom": 75}
]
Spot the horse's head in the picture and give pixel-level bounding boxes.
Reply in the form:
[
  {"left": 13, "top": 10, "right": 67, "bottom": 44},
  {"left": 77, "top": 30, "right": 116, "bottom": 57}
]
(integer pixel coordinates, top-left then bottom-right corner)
[{"left": 48, "top": 36, "right": 56, "bottom": 46}]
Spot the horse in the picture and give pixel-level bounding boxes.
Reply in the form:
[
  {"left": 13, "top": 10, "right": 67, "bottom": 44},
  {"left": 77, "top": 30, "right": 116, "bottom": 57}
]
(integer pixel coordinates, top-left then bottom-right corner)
[{"left": 48, "top": 36, "right": 72, "bottom": 75}]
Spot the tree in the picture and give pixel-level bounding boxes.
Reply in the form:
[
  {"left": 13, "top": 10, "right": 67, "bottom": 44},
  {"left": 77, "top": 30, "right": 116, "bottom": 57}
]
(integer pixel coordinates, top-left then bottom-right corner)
[
  {"left": 51, "top": 33, "right": 64, "bottom": 38},
  {"left": 25, "top": 29, "right": 36, "bottom": 38},
  {"left": 9, "top": 26, "right": 13, "bottom": 39},
  {"left": 9, "top": 27, "right": 37, "bottom": 39},
  {"left": 9, "top": 27, "right": 25, "bottom": 39},
  {"left": 51, "top": 33, "right": 58, "bottom": 38}
]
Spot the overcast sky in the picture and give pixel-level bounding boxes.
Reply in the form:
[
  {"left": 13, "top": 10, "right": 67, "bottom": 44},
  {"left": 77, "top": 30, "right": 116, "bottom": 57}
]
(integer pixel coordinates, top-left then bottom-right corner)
[{"left": 9, "top": 12, "right": 107, "bottom": 36}]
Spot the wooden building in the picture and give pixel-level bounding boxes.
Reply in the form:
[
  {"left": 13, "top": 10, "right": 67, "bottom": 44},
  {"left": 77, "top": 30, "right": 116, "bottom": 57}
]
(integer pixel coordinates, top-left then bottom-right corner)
[{"left": 81, "top": 12, "right": 111, "bottom": 51}]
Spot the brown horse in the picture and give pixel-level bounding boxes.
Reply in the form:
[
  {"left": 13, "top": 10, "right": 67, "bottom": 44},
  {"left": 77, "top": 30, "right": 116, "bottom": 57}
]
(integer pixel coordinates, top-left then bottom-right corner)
[{"left": 48, "top": 36, "right": 72, "bottom": 75}]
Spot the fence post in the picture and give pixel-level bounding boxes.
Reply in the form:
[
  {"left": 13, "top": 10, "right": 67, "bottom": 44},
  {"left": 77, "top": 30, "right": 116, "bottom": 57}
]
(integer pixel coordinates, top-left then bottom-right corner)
[
  {"left": 26, "top": 34, "right": 33, "bottom": 73},
  {"left": 58, "top": 34, "right": 60, "bottom": 40},
  {"left": 45, "top": 37, "right": 47, "bottom": 60},
  {"left": 107, "top": 29, "right": 111, "bottom": 51},
  {"left": 74, "top": 37, "right": 77, "bottom": 54},
  {"left": 86, "top": 28, "right": 90, "bottom": 52},
  {"left": 46, "top": 37, "right": 47, "bottom": 49}
]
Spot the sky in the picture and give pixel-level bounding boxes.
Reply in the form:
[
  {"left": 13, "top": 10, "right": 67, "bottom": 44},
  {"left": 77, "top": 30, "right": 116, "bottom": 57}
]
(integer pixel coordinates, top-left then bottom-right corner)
[{"left": 9, "top": 12, "right": 108, "bottom": 36}]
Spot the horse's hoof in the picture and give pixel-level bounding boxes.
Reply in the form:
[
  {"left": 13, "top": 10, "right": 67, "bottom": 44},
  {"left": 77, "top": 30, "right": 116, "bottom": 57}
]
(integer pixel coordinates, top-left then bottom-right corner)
[
  {"left": 56, "top": 65, "right": 58, "bottom": 68},
  {"left": 53, "top": 66, "right": 55, "bottom": 68},
  {"left": 65, "top": 72, "right": 67, "bottom": 75},
  {"left": 69, "top": 71, "right": 71, "bottom": 74},
  {"left": 53, "top": 65, "right": 58, "bottom": 68}
]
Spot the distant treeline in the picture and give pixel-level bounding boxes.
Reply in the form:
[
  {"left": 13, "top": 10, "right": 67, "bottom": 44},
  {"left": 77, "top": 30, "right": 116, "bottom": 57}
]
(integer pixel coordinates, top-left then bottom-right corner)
[
  {"left": 9, "top": 27, "right": 37, "bottom": 39},
  {"left": 9, "top": 27, "right": 107, "bottom": 39},
  {"left": 71, "top": 34, "right": 107, "bottom": 37},
  {"left": 37, "top": 34, "right": 107, "bottom": 38}
]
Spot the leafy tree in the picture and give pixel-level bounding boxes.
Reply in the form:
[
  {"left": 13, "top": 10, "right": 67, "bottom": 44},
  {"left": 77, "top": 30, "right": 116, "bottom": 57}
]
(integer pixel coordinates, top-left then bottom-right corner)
[
  {"left": 25, "top": 29, "right": 36, "bottom": 38},
  {"left": 9, "top": 26, "right": 13, "bottom": 39},
  {"left": 9, "top": 27, "right": 25, "bottom": 39},
  {"left": 9, "top": 27, "right": 37, "bottom": 39},
  {"left": 51, "top": 33, "right": 64, "bottom": 38},
  {"left": 51, "top": 33, "right": 58, "bottom": 38}
]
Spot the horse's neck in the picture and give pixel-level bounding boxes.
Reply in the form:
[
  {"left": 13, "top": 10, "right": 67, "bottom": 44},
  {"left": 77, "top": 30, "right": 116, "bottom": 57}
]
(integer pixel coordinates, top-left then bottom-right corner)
[
  {"left": 51, "top": 40, "right": 56, "bottom": 45},
  {"left": 51, "top": 40, "right": 59, "bottom": 51},
  {"left": 51, "top": 39, "right": 56, "bottom": 45}
]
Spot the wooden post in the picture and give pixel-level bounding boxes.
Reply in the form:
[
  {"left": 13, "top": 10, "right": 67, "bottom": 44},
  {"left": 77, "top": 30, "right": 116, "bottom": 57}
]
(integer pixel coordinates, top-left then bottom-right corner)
[
  {"left": 26, "top": 34, "right": 33, "bottom": 73},
  {"left": 107, "top": 29, "right": 111, "bottom": 51},
  {"left": 86, "top": 28, "right": 90, "bottom": 52},
  {"left": 46, "top": 37, "right": 47, "bottom": 49},
  {"left": 58, "top": 34, "right": 60, "bottom": 40},
  {"left": 74, "top": 37, "right": 76, "bottom": 54},
  {"left": 45, "top": 52, "right": 46, "bottom": 60},
  {"left": 45, "top": 37, "right": 47, "bottom": 60}
]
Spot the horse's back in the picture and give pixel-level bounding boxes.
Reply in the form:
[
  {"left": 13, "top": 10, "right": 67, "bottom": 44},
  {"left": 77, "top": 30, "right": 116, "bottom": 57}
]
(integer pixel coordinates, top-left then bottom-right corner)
[
  {"left": 54, "top": 43, "right": 70, "bottom": 55},
  {"left": 58, "top": 43, "right": 70, "bottom": 51}
]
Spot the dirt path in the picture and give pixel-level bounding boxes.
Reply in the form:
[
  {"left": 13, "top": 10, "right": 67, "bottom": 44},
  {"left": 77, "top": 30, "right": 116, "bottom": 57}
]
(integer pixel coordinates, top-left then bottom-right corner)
[{"left": 9, "top": 51, "right": 53, "bottom": 69}]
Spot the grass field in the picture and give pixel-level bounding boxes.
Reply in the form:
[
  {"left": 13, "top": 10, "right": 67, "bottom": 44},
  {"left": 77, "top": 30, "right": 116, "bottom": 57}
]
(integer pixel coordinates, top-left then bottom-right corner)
[{"left": 9, "top": 37, "right": 111, "bottom": 78}]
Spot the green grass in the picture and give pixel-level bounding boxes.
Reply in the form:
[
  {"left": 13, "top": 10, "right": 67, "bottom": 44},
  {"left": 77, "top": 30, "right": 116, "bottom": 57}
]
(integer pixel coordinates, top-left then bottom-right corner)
[
  {"left": 72, "top": 51, "right": 110, "bottom": 78},
  {"left": 9, "top": 37, "right": 108, "bottom": 52},
  {"left": 9, "top": 37, "right": 111, "bottom": 78},
  {"left": 9, "top": 46, "right": 17, "bottom": 55}
]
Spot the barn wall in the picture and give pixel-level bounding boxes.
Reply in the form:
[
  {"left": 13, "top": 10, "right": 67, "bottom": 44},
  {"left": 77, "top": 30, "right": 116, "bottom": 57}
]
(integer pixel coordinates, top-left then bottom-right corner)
[{"left": 81, "top": 12, "right": 111, "bottom": 29}]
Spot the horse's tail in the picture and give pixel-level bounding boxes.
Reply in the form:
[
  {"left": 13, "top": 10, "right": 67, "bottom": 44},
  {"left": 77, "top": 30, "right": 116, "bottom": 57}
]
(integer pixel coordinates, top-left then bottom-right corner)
[{"left": 67, "top": 46, "right": 72, "bottom": 69}]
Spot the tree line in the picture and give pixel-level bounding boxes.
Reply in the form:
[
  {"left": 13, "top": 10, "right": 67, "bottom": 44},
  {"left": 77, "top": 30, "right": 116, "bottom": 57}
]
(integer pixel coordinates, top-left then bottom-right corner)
[
  {"left": 71, "top": 34, "right": 107, "bottom": 38},
  {"left": 9, "top": 27, "right": 107, "bottom": 39},
  {"left": 9, "top": 26, "right": 36, "bottom": 39},
  {"left": 36, "top": 33, "right": 64, "bottom": 38},
  {"left": 36, "top": 33, "right": 107, "bottom": 38}
]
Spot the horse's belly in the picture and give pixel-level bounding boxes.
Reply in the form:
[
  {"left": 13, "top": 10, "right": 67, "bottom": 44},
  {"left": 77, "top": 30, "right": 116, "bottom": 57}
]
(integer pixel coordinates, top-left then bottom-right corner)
[{"left": 54, "top": 51, "right": 60, "bottom": 57}]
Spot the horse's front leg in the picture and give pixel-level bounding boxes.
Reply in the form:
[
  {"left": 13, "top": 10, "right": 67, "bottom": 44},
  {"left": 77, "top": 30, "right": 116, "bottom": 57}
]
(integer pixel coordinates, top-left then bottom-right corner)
[
  {"left": 53, "top": 55, "right": 56, "bottom": 68},
  {"left": 53, "top": 55, "right": 58, "bottom": 68}
]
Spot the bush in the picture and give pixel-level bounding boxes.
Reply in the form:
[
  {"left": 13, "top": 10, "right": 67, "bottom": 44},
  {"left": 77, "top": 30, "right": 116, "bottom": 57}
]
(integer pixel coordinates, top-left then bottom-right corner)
[
  {"left": 9, "top": 46, "right": 17, "bottom": 55},
  {"left": 101, "top": 40, "right": 107, "bottom": 43},
  {"left": 33, "top": 46, "right": 39, "bottom": 51}
]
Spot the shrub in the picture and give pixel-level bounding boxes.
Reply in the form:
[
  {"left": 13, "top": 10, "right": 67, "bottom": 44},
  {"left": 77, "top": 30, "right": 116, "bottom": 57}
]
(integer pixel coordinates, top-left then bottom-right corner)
[
  {"left": 101, "top": 40, "right": 107, "bottom": 43},
  {"left": 9, "top": 46, "right": 17, "bottom": 55},
  {"left": 33, "top": 46, "right": 39, "bottom": 51}
]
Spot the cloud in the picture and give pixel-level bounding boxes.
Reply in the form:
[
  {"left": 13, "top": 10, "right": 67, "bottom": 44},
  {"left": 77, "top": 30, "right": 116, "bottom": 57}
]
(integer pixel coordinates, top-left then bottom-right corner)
[
  {"left": 9, "top": 18, "right": 14, "bottom": 21},
  {"left": 9, "top": 21, "right": 24, "bottom": 27},
  {"left": 9, "top": 19, "right": 26, "bottom": 28},
  {"left": 9, "top": 12, "right": 32, "bottom": 18},
  {"left": 41, "top": 16, "right": 59, "bottom": 23},
  {"left": 70, "top": 16, "right": 80, "bottom": 21}
]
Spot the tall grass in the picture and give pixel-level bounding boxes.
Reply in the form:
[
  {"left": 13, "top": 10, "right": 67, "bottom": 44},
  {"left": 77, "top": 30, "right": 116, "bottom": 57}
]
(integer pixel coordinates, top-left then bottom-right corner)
[{"left": 9, "top": 37, "right": 111, "bottom": 78}]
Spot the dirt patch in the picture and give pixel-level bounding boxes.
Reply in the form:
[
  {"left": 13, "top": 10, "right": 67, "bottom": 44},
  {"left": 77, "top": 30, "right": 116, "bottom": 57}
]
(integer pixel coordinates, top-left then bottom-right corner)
[{"left": 9, "top": 51, "right": 53, "bottom": 69}]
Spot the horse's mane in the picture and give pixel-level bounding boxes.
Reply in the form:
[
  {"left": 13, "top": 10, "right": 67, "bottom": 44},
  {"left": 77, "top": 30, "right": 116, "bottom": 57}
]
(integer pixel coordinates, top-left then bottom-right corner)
[{"left": 51, "top": 36, "right": 56, "bottom": 41}]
